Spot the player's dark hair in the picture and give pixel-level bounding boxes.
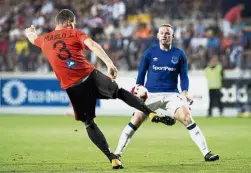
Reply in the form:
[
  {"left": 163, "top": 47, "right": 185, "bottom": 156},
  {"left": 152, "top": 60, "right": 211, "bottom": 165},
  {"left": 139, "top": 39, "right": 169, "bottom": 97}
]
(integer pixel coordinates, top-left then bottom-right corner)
[{"left": 55, "top": 9, "right": 75, "bottom": 24}]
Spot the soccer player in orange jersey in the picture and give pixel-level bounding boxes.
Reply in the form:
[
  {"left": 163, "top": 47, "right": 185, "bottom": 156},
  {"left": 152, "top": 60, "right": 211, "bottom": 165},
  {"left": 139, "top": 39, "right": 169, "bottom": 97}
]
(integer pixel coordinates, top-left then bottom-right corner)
[{"left": 24, "top": 9, "right": 173, "bottom": 169}]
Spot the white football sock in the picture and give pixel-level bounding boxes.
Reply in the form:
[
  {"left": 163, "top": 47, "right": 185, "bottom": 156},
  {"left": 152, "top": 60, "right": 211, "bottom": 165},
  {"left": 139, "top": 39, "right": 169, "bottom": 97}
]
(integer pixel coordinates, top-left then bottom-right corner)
[
  {"left": 114, "top": 123, "right": 137, "bottom": 156},
  {"left": 187, "top": 123, "right": 210, "bottom": 156}
]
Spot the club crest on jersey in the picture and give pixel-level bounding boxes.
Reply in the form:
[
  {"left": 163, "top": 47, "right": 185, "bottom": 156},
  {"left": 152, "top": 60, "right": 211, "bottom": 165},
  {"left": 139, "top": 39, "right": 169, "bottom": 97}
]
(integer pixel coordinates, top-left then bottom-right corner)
[
  {"left": 66, "top": 59, "right": 76, "bottom": 69},
  {"left": 153, "top": 57, "right": 158, "bottom": 61},
  {"left": 171, "top": 56, "right": 179, "bottom": 64}
]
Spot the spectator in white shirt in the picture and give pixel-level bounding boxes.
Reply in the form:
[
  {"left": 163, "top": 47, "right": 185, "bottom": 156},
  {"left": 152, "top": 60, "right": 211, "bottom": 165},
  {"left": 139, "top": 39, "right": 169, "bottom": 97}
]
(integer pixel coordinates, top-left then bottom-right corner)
[
  {"left": 112, "top": 0, "right": 125, "bottom": 26},
  {"left": 119, "top": 19, "right": 134, "bottom": 38},
  {"left": 41, "top": 0, "right": 54, "bottom": 15}
]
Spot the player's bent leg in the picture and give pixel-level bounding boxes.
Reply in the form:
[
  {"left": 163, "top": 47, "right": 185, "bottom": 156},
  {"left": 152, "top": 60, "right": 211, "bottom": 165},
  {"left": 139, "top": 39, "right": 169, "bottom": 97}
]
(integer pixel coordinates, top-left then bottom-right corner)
[
  {"left": 84, "top": 119, "right": 123, "bottom": 168},
  {"left": 114, "top": 112, "right": 146, "bottom": 158},
  {"left": 174, "top": 106, "right": 193, "bottom": 126},
  {"left": 131, "top": 111, "right": 148, "bottom": 127},
  {"left": 174, "top": 106, "right": 219, "bottom": 161}
]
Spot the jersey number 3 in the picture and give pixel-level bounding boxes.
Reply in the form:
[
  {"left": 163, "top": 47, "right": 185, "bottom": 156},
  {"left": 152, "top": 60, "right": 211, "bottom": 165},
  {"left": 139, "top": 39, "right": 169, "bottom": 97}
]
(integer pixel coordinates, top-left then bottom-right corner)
[{"left": 53, "top": 40, "right": 72, "bottom": 60}]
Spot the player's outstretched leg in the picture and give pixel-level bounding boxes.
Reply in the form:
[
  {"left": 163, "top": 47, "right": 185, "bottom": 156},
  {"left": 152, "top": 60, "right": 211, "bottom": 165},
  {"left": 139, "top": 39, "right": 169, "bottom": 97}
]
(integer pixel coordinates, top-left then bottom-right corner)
[
  {"left": 174, "top": 106, "right": 219, "bottom": 161},
  {"left": 116, "top": 88, "right": 175, "bottom": 125},
  {"left": 84, "top": 120, "right": 123, "bottom": 169}
]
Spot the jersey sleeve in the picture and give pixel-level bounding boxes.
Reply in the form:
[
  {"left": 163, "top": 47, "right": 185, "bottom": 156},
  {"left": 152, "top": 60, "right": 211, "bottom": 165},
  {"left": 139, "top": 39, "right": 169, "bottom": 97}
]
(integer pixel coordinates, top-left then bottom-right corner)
[
  {"left": 34, "top": 35, "right": 43, "bottom": 48},
  {"left": 136, "top": 50, "right": 150, "bottom": 85},
  {"left": 179, "top": 50, "right": 189, "bottom": 91},
  {"left": 77, "top": 30, "right": 90, "bottom": 50}
]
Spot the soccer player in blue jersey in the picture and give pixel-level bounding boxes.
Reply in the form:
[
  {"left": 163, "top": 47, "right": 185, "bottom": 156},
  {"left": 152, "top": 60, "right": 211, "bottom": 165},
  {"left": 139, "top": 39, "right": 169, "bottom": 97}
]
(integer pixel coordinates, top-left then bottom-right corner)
[{"left": 114, "top": 24, "right": 219, "bottom": 162}]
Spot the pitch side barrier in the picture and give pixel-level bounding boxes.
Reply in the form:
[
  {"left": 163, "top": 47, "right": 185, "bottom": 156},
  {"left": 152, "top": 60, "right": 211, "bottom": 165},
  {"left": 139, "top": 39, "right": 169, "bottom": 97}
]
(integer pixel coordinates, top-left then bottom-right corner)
[{"left": 1, "top": 71, "right": 249, "bottom": 116}]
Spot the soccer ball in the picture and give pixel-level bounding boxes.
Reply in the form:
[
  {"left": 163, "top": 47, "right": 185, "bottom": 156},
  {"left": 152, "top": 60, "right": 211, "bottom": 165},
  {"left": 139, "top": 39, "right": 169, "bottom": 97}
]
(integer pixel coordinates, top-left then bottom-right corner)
[{"left": 131, "top": 85, "right": 148, "bottom": 102}]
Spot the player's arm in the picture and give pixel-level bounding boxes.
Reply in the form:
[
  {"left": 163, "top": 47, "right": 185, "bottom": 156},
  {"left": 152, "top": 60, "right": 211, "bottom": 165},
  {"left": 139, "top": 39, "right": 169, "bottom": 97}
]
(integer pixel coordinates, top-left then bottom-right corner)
[
  {"left": 180, "top": 51, "right": 189, "bottom": 93},
  {"left": 24, "top": 25, "right": 38, "bottom": 45},
  {"left": 84, "top": 38, "right": 117, "bottom": 79},
  {"left": 136, "top": 50, "right": 150, "bottom": 85},
  {"left": 179, "top": 50, "right": 192, "bottom": 104}
]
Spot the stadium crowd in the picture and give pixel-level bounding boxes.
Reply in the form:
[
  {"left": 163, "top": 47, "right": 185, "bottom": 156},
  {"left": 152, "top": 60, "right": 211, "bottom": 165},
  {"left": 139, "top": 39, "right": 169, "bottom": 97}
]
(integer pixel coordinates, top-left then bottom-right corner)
[{"left": 0, "top": 0, "right": 250, "bottom": 72}]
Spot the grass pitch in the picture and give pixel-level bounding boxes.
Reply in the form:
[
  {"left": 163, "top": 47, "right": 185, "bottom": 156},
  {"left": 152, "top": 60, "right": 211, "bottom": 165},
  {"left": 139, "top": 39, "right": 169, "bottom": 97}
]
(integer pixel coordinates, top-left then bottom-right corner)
[{"left": 0, "top": 115, "right": 251, "bottom": 173}]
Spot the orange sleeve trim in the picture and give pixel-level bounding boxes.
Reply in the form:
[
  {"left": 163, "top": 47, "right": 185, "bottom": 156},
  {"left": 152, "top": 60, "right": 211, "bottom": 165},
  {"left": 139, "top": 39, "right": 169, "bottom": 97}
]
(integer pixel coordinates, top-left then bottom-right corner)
[
  {"left": 79, "top": 34, "right": 90, "bottom": 43},
  {"left": 78, "top": 31, "right": 90, "bottom": 50}
]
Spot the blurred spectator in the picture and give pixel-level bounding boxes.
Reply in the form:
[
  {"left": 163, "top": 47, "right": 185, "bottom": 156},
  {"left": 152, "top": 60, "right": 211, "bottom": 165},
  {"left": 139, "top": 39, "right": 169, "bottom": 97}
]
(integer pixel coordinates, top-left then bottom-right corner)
[
  {"left": 36, "top": 53, "right": 50, "bottom": 73},
  {"left": 0, "top": 34, "right": 9, "bottom": 71},
  {"left": 32, "top": 11, "right": 45, "bottom": 27},
  {"left": 149, "top": 20, "right": 158, "bottom": 37},
  {"left": 83, "top": 13, "right": 104, "bottom": 39},
  {"left": 134, "top": 22, "right": 151, "bottom": 39},
  {"left": 91, "top": 0, "right": 103, "bottom": 17},
  {"left": 112, "top": 0, "right": 126, "bottom": 27},
  {"left": 15, "top": 34, "right": 29, "bottom": 71},
  {"left": 206, "top": 30, "right": 220, "bottom": 59},
  {"left": 9, "top": 24, "right": 22, "bottom": 40},
  {"left": 204, "top": 55, "right": 224, "bottom": 117},
  {"left": 59, "top": 0, "right": 76, "bottom": 14},
  {"left": 29, "top": 42, "right": 42, "bottom": 71},
  {"left": 119, "top": 19, "right": 136, "bottom": 70},
  {"left": 41, "top": 0, "right": 54, "bottom": 15},
  {"left": 8, "top": 35, "right": 17, "bottom": 71},
  {"left": 102, "top": 0, "right": 113, "bottom": 19},
  {"left": 229, "top": 36, "right": 244, "bottom": 69},
  {"left": 0, "top": 0, "right": 250, "bottom": 72},
  {"left": 206, "top": 19, "right": 221, "bottom": 37},
  {"left": 175, "top": 21, "right": 186, "bottom": 44},
  {"left": 107, "top": 33, "right": 122, "bottom": 67},
  {"left": 0, "top": 0, "right": 7, "bottom": 4},
  {"left": 119, "top": 19, "right": 134, "bottom": 38},
  {"left": 194, "top": 19, "right": 206, "bottom": 37},
  {"left": 182, "top": 23, "right": 194, "bottom": 50},
  {"left": 104, "top": 19, "right": 117, "bottom": 39},
  {"left": 150, "top": 0, "right": 169, "bottom": 18},
  {"left": 223, "top": 4, "right": 245, "bottom": 37}
]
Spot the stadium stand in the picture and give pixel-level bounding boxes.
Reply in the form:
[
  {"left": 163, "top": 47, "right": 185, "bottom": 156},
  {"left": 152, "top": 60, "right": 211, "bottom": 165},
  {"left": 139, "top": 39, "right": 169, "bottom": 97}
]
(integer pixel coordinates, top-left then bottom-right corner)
[{"left": 0, "top": 0, "right": 250, "bottom": 72}]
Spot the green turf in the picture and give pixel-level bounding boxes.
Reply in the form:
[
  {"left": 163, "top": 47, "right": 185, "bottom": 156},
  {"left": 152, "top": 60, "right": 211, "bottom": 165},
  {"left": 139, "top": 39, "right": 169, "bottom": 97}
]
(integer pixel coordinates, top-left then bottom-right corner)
[{"left": 0, "top": 115, "right": 251, "bottom": 173}]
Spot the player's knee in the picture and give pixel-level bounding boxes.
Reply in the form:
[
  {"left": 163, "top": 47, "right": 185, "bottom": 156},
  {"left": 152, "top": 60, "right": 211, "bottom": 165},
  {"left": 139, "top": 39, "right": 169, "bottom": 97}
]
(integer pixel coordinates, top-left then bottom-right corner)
[
  {"left": 113, "top": 86, "right": 122, "bottom": 98},
  {"left": 131, "top": 112, "right": 146, "bottom": 127},
  {"left": 183, "top": 114, "right": 192, "bottom": 126},
  {"left": 183, "top": 107, "right": 192, "bottom": 126},
  {"left": 175, "top": 106, "right": 192, "bottom": 126}
]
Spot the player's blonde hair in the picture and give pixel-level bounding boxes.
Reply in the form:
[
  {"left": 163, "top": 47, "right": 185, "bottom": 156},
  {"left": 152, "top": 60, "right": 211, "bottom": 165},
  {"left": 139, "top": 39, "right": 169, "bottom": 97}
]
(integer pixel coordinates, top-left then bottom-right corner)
[{"left": 159, "top": 24, "right": 173, "bottom": 29}]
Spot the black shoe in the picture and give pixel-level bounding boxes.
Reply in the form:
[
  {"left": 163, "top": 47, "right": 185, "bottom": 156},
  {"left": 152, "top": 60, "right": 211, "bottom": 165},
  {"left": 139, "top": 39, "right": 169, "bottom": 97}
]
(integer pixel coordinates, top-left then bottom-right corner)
[
  {"left": 204, "top": 151, "right": 219, "bottom": 161},
  {"left": 149, "top": 113, "right": 176, "bottom": 126},
  {"left": 110, "top": 154, "right": 123, "bottom": 169},
  {"left": 158, "top": 116, "right": 176, "bottom": 126}
]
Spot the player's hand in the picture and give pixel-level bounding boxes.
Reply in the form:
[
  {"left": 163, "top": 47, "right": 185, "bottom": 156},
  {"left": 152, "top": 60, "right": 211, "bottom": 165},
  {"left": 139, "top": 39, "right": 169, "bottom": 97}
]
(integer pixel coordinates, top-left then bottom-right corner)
[
  {"left": 186, "top": 96, "right": 193, "bottom": 105},
  {"left": 181, "top": 92, "right": 193, "bottom": 105},
  {"left": 25, "top": 25, "right": 37, "bottom": 37},
  {"left": 107, "top": 64, "right": 118, "bottom": 79}
]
